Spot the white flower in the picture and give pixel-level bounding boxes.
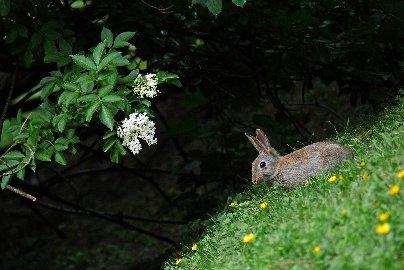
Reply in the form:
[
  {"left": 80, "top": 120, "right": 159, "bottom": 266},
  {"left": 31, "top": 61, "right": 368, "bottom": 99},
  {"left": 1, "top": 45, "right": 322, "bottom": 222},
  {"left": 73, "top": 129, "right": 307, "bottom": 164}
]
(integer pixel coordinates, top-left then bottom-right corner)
[
  {"left": 117, "top": 112, "right": 157, "bottom": 155},
  {"left": 133, "top": 73, "right": 159, "bottom": 98}
]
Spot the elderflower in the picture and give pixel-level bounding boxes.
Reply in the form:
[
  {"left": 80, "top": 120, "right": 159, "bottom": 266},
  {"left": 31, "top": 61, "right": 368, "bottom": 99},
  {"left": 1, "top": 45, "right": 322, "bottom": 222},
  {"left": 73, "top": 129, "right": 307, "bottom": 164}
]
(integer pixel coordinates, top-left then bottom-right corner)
[
  {"left": 117, "top": 112, "right": 157, "bottom": 155},
  {"left": 133, "top": 73, "right": 160, "bottom": 98}
]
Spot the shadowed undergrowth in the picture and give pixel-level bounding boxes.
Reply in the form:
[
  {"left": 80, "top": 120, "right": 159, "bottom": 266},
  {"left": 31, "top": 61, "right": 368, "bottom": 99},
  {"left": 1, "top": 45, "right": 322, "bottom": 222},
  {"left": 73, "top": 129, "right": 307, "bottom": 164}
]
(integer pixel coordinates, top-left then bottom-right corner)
[{"left": 164, "top": 103, "right": 404, "bottom": 270}]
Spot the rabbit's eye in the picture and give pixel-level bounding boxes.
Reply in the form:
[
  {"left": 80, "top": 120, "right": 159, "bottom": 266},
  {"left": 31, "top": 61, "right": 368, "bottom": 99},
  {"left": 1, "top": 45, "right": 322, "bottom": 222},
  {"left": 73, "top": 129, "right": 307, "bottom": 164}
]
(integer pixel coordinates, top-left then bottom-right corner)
[{"left": 259, "top": 161, "right": 266, "bottom": 168}]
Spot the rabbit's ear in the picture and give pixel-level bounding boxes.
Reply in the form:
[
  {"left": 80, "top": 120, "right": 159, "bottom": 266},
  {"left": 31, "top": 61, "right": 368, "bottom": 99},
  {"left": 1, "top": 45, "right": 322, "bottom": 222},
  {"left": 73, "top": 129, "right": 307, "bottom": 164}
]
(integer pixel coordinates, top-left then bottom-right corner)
[
  {"left": 256, "top": 129, "right": 270, "bottom": 149},
  {"left": 245, "top": 132, "right": 267, "bottom": 153}
]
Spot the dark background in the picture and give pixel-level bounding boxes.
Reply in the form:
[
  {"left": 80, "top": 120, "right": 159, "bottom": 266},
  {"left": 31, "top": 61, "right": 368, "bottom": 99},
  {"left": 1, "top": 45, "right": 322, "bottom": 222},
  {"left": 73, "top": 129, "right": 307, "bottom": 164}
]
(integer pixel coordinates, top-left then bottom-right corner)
[{"left": 1, "top": 0, "right": 403, "bottom": 269}]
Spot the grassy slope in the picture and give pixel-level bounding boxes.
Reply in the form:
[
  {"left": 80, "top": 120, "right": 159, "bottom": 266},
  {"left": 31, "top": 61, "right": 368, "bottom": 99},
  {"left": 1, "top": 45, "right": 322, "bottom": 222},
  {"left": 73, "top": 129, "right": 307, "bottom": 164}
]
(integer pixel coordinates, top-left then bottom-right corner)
[{"left": 164, "top": 103, "right": 404, "bottom": 270}]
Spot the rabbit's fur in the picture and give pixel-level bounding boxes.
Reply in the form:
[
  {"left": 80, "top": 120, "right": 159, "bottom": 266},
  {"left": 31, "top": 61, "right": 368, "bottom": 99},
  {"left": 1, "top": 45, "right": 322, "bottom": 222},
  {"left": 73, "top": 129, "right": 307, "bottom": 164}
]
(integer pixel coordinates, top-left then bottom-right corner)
[{"left": 246, "top": 129, "right": 353, "bottom": 187}]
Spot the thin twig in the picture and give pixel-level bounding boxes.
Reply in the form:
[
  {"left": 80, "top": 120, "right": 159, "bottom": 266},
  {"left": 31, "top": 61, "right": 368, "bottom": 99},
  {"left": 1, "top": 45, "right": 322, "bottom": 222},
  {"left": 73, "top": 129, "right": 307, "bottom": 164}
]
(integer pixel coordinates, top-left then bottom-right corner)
[
  {"left": 5, "top": 185, "right": 37, "bottom": 201},
  {"left": 138, "top": 0, "right": 174, "bottom": 13}
]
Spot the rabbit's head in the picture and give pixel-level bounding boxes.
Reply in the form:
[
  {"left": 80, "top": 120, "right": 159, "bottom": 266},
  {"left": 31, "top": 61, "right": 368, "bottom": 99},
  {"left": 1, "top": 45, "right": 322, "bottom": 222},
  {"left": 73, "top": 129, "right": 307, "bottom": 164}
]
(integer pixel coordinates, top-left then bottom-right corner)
[{"left": 246, "top": 129, "right": 280, "bottom": 184}]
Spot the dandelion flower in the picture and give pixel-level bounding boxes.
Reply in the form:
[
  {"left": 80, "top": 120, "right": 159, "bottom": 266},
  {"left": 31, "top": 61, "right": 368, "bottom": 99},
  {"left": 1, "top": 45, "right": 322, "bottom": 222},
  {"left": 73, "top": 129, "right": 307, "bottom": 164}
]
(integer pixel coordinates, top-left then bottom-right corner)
[
  {"left": 396, "top": 170, "right": 404, "bottom": 179},
  {"left": 117, "top": 112, "right": 157, "bottom": 155},
  {"left": 229, "top": 201, "right": 238, "bottom": 207},
  {"left": 191, "top": 244, "right": 198, "bottom": 251},
  {"left": 338, "top": 174, "right": 343, "bottom": 180},
  {"left": 242, "top": 232, "right": 255, "bottom": 243},
  {"left": 313, "top": 246, "right": 321, "bottom": 254},
  {"left": 175, "top": 258, "right": 182, "bottom": 265},
  {"left": 375, "top": 223, "right": 391, "bottom": 235},
  {"left": 341, "top": 209, "right": 347, "bottom": 216},
  {"left": 362, "top": 172, "right": 369, "bottom": 180},
  {"left": 360, "top": 161, "right": 366, "bottom": 167},
  {"left": 388, "top": 184, "right": 400, "bottom": 195},
  {"left": 378, "top": 212, "right": 390, "bottom": 222},
  {"left": 260, "top": 202, "right": 269, "bottom": 209},
  {"left": 328, "top": 175, "right": 337, "bottom": 183}
]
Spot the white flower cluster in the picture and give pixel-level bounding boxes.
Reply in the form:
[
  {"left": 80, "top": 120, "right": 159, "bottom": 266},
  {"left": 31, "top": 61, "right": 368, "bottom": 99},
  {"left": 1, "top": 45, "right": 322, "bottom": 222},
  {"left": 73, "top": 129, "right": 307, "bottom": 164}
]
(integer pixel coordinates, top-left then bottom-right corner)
[
  {"left": 117, "top": 112, "right": 157, "bottom": 155},
  {"left": 133, "top": 73, "right": 160, "bottom": 98}
]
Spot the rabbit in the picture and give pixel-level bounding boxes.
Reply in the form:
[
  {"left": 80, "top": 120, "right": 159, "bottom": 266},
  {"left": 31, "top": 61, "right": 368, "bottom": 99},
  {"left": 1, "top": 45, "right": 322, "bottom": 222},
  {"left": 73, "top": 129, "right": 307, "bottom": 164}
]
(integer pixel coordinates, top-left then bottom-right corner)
[{"left": 245, "top": 129, "right": 353, "bottom": 187}]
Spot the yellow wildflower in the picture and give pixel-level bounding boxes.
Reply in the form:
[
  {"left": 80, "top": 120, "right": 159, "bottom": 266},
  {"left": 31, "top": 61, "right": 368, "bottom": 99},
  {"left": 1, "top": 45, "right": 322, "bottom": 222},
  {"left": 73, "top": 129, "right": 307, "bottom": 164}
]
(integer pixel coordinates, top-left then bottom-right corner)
[
  {"left": 328, "top": 175, "right": 337, "bottom": 183},
  {"left": 375, "top": 223, "right": 391, "bottom": 235},
  {"left": 362, "top": 172, "right": 369, "bottom": 180},
  {"left": 242, "top": 232, "right": 255, "bottom": 243},
  {"left": 191, "top": 244, "right": 198, "bottom": 251},
  {"left": 378, "top": 212, "right": 390, "bottom": 222},
  {"left": 260, "top": 202, "right": 269, "bottom": 209},
  {"left": 175, "top": 258, "right": 182, "bottom": 265},
  {"left": 313, "top": 246, "right": 321, "bottom": 254},
  {"left": 338, "top": 174, "right": 343, "bottom": 180},
  {"left": 229, "top": 201, "right": 238, "bottom": 207},
  {"left": 388, "top": 184, "right": 400, "bottom": 195},
  {"left": 396, "top": 170, "right": 404, "bottom": 179},
  {"left": 360, "top": 161, "right": 366, "bottom": 167},
  {"left": 341, "top": 209, "right": 347, "bottom": 216}
]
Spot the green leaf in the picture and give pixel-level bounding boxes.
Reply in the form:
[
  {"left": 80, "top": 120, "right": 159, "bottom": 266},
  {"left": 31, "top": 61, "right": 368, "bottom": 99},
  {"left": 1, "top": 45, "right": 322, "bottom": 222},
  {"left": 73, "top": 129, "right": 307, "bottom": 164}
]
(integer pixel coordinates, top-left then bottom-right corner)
[
  {"left": 35, "top": 148, "right": 53, "bottom": 161},
  {"left": 232, "top": 0, "right": 246, "bottom": 7},
  {"left": 98, "top": 51, "right": 121, "bottom": 71},
  {"left": 93, "top": 41, "right": 106, "bottom": 66},
  {"left": 1, "top": 175, "right": 11, "bottom": 190},
  {"left": 58, "top": 39, "right": 72, "bottom": 55},
  {"left": 54, "top": 151, "right": 67, "bottom": 165},
  {"left": 101, "top": 27, "right": 114, "bottom": 47},
  {"left": 102, "top": 94, "right": 122, "bottom": 103},
  {"left": 41, "top": 82, "right": 56, "bottom": 99},
  {"left": 64, "top": 92, "right": 80, "bottom": 107},
  {"left": 113, "top": 31, "right": 135, "bottom": 48},
  {"left": 109, "top": 56, "right": 130, "bottom": 66},
  {"left": 4, "top": 150, "right": 25, "bottom": 160},
  {"left": 30, "top": 32, "right": 43, "bottom": 48},
  {"left": 44, "top": 51, "right": 66, "bottom": 64},
  {"left": 62, "top": 82, "right": 80, "bottom": 91},
  {"left": 207, "top": 0, "right": 222, "bottom": 16},
  {"left": 85, "top": 102, "right": 100, "bottom": 122},
  {"left": 57, "top": 116, "right": 67, "bottom": 132},
  {"left": 54, "top": 138, "right": 69, "bottom": 151},
  {"left": 103, "top": 130, "right": 116, "bottom": 139},
  {"left": 71, "top": 54, "right": 96, "bottom": 70},
  {"left": 100, "top": 105, "right": 114, "bottom": 130},
  {"left": 16, "top": 168, "right": 25, "bottom": 180},
  {"left": 0, "top": 0, "right": 10, "bottom": 16},
  {"left": 115, "top": 140, "right": 126, "bottom": 155},
  {"left": 77, "top": 94, "right": 98, "bottom": 103},
  {"left": 98, "top": 85, "right": 114, "bottom": 97},
  {"left": 103, "top": 138, "right": 116, "bottom": 152},
  {"left": 110, "top": 148, "right": 119, "bottom": 163}
]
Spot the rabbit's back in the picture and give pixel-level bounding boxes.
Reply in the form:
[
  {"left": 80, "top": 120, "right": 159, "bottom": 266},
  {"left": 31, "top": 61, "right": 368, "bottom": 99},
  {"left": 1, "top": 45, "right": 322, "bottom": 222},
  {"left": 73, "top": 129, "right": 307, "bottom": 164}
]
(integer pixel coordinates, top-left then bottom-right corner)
[{"left": 273, "top": 142, "right": 353, "bottom": 187}]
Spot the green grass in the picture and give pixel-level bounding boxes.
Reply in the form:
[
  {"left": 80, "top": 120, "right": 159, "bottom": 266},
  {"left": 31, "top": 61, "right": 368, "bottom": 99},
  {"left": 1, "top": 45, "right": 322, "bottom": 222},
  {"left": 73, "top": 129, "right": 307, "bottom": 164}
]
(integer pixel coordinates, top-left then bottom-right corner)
[{"left": 164, "top": 103, "right": 404, "bottom": 270}]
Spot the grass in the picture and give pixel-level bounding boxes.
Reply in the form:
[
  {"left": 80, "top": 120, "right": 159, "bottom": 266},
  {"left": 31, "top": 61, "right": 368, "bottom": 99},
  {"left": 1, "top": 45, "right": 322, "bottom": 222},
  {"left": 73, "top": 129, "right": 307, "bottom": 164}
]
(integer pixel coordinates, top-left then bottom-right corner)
[{"left": 164, "top": 103, "right": 404, "bottom": 270}]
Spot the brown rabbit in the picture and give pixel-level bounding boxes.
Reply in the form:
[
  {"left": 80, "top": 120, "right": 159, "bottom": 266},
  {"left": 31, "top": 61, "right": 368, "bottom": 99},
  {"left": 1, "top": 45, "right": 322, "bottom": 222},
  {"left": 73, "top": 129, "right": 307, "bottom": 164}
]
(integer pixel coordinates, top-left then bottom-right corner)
[{"left": 246, "top": 129, "right": 353, "bottom": 187}]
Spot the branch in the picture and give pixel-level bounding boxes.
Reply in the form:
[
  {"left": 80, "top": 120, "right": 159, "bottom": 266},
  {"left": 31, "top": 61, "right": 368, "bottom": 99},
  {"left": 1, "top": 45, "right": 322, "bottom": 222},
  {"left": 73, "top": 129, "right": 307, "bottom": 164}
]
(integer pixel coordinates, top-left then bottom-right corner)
[
  {"left": 22, "top": 199, "right": 67, "bottom": 239},
  {"left": 11, "top": 187, "right": 178, "bottom": 245}
]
